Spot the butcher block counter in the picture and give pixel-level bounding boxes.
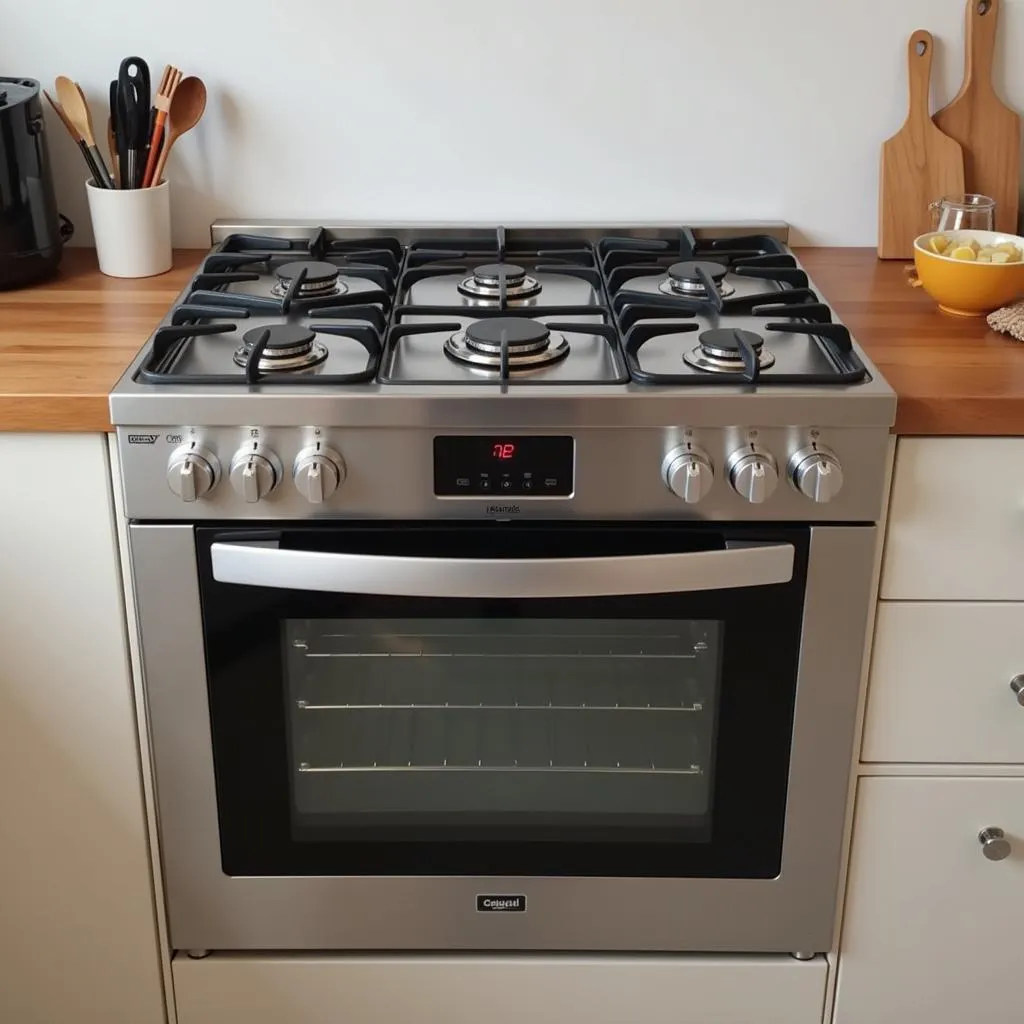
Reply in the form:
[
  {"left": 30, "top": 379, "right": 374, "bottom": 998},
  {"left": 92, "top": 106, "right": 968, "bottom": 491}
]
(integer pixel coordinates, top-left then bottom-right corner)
[{"left": 0, "top": 247, "right": 1022, "bottom": 434}]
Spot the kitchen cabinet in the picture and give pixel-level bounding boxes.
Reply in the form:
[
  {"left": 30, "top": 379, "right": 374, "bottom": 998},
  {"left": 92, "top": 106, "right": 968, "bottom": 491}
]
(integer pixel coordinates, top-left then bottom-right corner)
[
  {"left": 174, "top": 953, "right": 828, "bottom": 1024},
  {"left": 0, "top": 434, "right": 165, "bottom": 1024},
  {"left": 834, "top": 777, "right": 1024, "bottom": 1024}
]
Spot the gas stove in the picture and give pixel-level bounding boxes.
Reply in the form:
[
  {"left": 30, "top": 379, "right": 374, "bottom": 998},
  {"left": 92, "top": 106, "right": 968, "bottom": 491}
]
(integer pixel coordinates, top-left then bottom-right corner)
[{"left": 110, "top": 221, "right": 895, "bottom": 523}]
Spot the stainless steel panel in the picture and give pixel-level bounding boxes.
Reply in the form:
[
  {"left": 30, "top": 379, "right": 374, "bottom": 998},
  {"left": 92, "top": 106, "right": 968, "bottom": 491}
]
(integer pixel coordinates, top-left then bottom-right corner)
[
  {"left": 116, "top": 424, "right": 891, "bottom": 522},
  {"left": 210, "top": 542, "right": 793, "bottom": 597},
  {"left": 132, "top": 524, "right": 875, "bottom": 953}
]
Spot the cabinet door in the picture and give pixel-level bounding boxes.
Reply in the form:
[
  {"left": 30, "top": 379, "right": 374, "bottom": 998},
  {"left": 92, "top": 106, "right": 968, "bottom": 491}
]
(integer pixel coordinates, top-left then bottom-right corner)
[
  {"left": 835, "top": 777, "right": 1024, "bottom": 1024},
  {"left": 881, "top": 439, "right": 1024, "bottom": 601},
  {"left": 863, "top": 602, "right": 1024, "bottom": 764},
  {"left": 0, "top": 435, "right": 165, "bottom": 1024}
]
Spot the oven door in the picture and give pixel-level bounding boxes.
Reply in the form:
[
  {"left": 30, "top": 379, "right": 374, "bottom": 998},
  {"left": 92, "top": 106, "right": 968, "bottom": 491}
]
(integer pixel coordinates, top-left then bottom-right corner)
[{"left": 130, "top": 522, "right": 876, "bottom": 953}]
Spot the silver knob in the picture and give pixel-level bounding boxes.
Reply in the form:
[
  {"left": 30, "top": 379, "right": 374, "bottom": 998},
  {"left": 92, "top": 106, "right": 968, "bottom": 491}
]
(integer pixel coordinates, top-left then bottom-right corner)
[
  {"left": 166, "top": 443, "right": 219, "bottom": 502},
  {"left": 790, "top": 444, "right": 844, "bottom": 503},
  {"left": 728, "top": 449, "right": 779, "bottom": 504},
  {"left": 663, "top": 446, "right": 714, "bottom": 504},
  {"left": 229, "top": 443, "right": 282, "bottom": 504},
  {"left": 293, "top": 444, "right": 345, "bottom": 504},
  {"left": 979, "top": 827, "right": 1012, "bottom": 861},
  {"left": 1011, "top": 675, "right": 1024, "bottom": 707}
]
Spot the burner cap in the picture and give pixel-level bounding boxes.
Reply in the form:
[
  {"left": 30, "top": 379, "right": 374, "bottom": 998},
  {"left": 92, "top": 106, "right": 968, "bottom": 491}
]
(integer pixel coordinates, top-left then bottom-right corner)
[
  {"left": 457, "top": 262, "right": 542, "bottom": 300},
  {"left": 465, "top": 316, "right": 550, "bottom": 353},
  {"left": 698, "top": 327, "right": 764, "bottom": 355},
  {"left": 272, "top": 259, "right": 345, "bottom": 298},
  {"left": 234, "top": 324, "right": 328, "bottom": 373},
  {"left": 661, "top": 260, "right": 734, "bottom": 298},
  {"left": 472, "top": 263, "right": 526, "bottom": 287},
  {"left": 445, "top": 316, "right": 569, "bottom": 371},
  {"left": 275, "top": 260, "right": 340, "bottom": 286},
  {"left": 683, "top": 328, "right": 775, "bottom": 376}
]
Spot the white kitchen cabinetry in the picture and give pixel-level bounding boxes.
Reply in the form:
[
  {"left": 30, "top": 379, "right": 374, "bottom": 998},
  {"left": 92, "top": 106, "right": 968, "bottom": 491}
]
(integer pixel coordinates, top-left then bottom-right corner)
[
  {"left": 863, "top": 602, "right": 1024, "bottom": 764},
  {"left": 834, "top": 777, "right": 1024, "bottom": 1024},
  {"left": 0, "top": 434, "right": 165, "bottom": 1024},
  {"left": 881, "top": 438, "right": 1024, "bottom": 601},
  {"left": 174, "top": 953, "right": 828, "bottom": 1024},
  {"left": 834, "top": 437, "right": 1024, "bottom": 1024}
]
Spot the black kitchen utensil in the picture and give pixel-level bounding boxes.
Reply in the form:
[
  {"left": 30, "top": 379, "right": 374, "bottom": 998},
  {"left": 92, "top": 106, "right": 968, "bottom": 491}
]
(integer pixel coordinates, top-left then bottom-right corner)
[{"left": 115, "top": 56, "right": 150, "bottom": 188}]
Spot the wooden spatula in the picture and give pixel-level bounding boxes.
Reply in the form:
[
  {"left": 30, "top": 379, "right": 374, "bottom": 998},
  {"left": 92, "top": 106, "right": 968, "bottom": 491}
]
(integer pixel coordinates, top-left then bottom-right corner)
[
  {"left": 934, "top": 0, "right": 1021, "bottom": 235},
  {"left": 879, "top": 30, "right": 965, "bottom": 259}
]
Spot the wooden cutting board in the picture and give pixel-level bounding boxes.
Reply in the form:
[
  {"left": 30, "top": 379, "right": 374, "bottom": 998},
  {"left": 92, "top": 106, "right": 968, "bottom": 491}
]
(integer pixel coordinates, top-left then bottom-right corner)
[
  {"left": 879, "top": 30, "right": 966, "bottom": 259},
  {"left": 934, "top": 0, "right": 1021, "bottom": 235}
]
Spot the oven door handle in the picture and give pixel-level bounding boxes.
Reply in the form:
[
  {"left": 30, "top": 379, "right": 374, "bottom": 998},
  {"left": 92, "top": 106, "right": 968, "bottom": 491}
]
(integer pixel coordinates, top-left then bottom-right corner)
[{"left": 209, "top": 541, "right": 795, "bottom": 598}]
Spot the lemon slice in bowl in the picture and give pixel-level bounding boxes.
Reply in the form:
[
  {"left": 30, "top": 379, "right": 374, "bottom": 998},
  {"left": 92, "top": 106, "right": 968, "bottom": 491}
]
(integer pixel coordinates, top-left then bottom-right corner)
[
  {"left": 928, "top": 234, "right": 950, "bottom": 255},
  {"left": 949, "top": 245, "right": 978, "bottom": 261}
]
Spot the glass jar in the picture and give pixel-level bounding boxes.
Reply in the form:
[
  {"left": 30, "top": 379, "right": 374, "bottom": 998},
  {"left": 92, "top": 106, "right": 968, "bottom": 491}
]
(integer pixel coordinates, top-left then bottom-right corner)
[{"left": 930, "top": 194, "right": 996, "bottom": 233}]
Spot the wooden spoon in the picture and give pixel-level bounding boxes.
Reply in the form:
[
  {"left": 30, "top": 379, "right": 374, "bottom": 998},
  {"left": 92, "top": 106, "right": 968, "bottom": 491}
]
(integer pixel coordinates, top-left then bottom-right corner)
[
  {"left": 151, "top": 76, "right": 207, "bottom": 187},
  {"left": 54, "top": 76, "right": 114, "bottom": 188}
]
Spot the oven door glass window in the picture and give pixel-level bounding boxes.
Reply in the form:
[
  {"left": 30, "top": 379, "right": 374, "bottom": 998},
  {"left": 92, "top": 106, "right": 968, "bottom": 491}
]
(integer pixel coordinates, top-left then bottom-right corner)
[{"left": 197, "top": 524, "right": 809, "bottom": 879}]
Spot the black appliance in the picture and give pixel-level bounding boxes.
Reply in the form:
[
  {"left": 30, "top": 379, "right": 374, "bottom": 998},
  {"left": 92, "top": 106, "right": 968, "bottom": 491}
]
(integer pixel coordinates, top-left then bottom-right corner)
[{"left": 0, "top": 76, "right": 72, "bottom": 289}]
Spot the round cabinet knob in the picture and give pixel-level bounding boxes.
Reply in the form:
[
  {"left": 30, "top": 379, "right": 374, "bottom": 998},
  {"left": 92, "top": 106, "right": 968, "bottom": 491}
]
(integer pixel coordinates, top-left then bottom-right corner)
[
  {"left": 293, "top": 445, "right": 345, "bottom": 504},
  {"left": 1010, "top": 675, "right": 1024, "bottom": 707},
  {"left": 663, "top": 446, "right": 714, "bottom": 504},
  {"left": 728, "top": 448, "right": 778, "bottom": 504},
  {"left": 166, "top": 443, "right": 219, "bottom": 502},
  {"left": 790, "top": 444, "right": 844, "bottom": 503},
  {"left": 979, "top": 827, "right": 1012, "bottom": 862},
  {"left": 229, "top": 443, "right": 282, "bottom": 504}
]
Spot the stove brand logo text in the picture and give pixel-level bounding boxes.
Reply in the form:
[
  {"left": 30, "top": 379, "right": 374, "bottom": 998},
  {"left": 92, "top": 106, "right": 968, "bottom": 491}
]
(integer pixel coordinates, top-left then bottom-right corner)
[
  {"left": 127, "top": 434, "right": 159, "bottom": 444},
  {"left": 477, "top": 894, "right": 526, "bottom": 913},
  {"left": 486, "top": 504, "right": 521, "bottom": 515}
]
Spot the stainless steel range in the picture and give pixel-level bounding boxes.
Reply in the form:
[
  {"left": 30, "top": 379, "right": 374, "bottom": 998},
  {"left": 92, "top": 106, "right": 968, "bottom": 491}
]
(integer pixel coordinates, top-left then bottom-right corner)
[{"left": 112, "top": 222, "right": 894, "bottom": 957}]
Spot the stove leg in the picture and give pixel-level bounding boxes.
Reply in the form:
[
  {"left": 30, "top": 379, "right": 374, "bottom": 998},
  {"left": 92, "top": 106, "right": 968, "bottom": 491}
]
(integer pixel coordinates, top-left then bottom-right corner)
[
  {"left": 790, "top": 951, "right": 816, "bottom": 961},
  {"left": 186, "top": 949, "right": 212, "bottom": 960}
]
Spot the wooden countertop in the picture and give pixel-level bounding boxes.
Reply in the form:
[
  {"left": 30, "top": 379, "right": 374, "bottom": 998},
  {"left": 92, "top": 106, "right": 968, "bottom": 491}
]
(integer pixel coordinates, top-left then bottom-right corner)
[{"left": 0, "top": 246, "right": 1022, "bottom": 434}]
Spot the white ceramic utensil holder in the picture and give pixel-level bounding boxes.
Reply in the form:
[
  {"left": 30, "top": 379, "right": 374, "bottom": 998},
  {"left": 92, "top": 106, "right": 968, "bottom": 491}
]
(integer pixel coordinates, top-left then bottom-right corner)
[{"left": 86, "top": 178, "right": 172, "bottom": 278}]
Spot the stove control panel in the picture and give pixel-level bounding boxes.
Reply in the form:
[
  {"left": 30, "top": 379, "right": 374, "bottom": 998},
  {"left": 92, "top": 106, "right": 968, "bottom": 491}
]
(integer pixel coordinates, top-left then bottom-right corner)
[{"left": 433, "top": 435, "right": 575, "bottom": 497}]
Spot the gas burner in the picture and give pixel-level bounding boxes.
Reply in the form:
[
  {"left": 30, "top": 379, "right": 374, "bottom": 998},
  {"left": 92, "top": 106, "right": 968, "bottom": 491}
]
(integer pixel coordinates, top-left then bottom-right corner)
[
  {"left": 233, "top": 324, "right": 329, "bottom": 373},
  {"left": 660, "top": 260, "right": 735, "bottom": 299},
  {"left": 684, "top": 328, "right": 775, "bottom": 375},
  {"left": 271, "top": 260, "right": 346, "bottom": 299},
  {"left": 457, "top": 262, "right": 542, "bottom": 301},
  {"left": 444, "top": 316, "right": 570, "bottom": 371}
]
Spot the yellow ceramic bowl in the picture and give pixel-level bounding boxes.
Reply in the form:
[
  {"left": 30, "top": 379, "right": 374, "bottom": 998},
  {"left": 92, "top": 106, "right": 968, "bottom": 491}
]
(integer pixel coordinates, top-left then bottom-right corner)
[{"left": 913, "top": 230, "right": 1024, "bottom": 317}]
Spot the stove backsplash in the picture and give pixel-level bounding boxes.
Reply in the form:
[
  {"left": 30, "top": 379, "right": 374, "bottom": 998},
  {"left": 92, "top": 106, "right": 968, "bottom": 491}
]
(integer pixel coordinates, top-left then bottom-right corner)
[{"left": 16, "top": 0, "right": 1003, "bottom": 248}]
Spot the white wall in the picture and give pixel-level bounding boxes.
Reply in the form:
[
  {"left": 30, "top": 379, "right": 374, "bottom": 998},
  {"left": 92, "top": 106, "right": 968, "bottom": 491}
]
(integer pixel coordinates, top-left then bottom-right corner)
[{"left": 4, "top": 0, "right": 1023, "bottom": 247}]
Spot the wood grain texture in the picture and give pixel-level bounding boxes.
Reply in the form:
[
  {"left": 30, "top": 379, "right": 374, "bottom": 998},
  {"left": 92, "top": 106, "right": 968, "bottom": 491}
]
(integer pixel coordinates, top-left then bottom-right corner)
[
  {"left": 934, "top": 0, "right": 1021, "bottom": 235},
  {"left": 1, "top": 247, "right": 1023, "bottom": 436},
  {"left": 879, "top": 30, "right": 965, "bottom": 259},
  {"left": 800, "top": 248, "right": 1024, "bottom": 435},
  {"left": 0, "top": 249, "right": 198, "bottom": 431}
]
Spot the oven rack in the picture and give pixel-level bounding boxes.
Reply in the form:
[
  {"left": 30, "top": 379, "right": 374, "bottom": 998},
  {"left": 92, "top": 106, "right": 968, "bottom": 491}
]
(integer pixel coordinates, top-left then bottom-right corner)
[{"left": 291, "top": 704, "right": 709, "bottom": 776}]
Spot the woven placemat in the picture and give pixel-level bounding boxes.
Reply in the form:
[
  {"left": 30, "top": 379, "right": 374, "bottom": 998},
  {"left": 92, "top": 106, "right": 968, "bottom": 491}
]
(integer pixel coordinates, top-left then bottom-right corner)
[{"left": 987, "top": 302, "right": 1024, "bottom": 341}]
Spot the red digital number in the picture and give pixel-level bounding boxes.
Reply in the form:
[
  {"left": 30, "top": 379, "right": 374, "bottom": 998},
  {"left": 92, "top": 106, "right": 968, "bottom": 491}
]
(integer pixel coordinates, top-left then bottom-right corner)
[{"left": 492, "top": 443, "right": 517, "bottom": 460}]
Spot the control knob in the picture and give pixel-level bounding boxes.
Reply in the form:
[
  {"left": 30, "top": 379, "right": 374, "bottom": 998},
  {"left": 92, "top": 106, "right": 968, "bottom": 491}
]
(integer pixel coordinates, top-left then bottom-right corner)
[
  {"left": 166, "top": 442, "right": 219, "bottom": 502},
  {"left": 789, "top": 444, "right": 844, "bottom": 503},
  {"left": 728, "top": 447, "right": 778, "bottom": 504},
  {"left": 662, "top": 446, "right": 714, "bottom": 504},
  {"left": 229, "top": 443, "right": 283, "bottom": 503},
  {"left": 293, "top": 444, "right": 346, "bottom": 504}
]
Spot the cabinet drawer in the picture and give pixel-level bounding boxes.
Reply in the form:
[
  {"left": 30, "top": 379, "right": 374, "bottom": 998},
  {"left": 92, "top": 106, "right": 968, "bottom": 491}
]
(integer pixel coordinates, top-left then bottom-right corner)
[
  {"left": 863, "top": 602, "right": 1024, "bottom": 764},
  {"left": 881, "top": 439, "right": 1024, "bottom": 600},
  {"left": 174, "top": 954, "right": 827, "bottom": 1024},
  {"left": 835, "top": 777, "right": 1024, "bottom": 1024}
]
